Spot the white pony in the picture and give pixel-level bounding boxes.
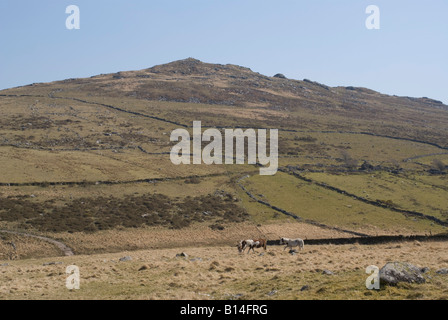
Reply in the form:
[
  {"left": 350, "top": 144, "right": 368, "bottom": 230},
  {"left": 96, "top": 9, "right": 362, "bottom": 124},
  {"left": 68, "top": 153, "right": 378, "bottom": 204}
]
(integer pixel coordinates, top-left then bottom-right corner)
[{"left": 280, "top": 237, "right": 305, "bottom": 251}]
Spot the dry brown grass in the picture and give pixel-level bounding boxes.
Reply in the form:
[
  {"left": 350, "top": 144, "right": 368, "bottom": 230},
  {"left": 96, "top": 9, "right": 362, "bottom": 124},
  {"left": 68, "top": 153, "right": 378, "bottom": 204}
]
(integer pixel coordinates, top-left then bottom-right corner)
[
  {"left": 47, "top": 221, "right": 350, "bottom": 256},
  {"left": 0, "top": 233, "right": 61, "bottom": 260},
  {"left": 2, "top": 240, "right": 448, "bottom": 300},
  {"left": 54, "top": 223, "right": 264, "bottom": 255}
]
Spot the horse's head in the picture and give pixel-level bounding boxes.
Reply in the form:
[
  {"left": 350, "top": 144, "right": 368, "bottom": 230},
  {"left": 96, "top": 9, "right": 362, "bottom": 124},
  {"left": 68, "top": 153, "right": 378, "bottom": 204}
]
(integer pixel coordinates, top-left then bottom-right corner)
[{"left": 237, "top": 240, "right": 246, "bottom": 253}]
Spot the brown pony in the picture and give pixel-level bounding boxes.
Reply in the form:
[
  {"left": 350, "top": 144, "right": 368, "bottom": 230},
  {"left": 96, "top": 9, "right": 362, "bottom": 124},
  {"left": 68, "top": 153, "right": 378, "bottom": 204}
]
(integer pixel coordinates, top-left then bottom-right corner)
[{"left": 237, "top": 239, "right": 267, "bottom": 254}]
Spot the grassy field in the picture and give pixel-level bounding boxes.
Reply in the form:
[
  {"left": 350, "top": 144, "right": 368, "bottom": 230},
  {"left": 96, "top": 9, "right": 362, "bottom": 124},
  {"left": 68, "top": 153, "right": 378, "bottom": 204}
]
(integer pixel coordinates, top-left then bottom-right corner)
[
  {"left": 303, "top": 171, "right": 448, "bottom": 221},
  {"left": 2, "top": 240, "right": 448, "bottom": 300},
  {"left": 1, "top": 58, "right": 448, "bottom": 300},
  {"left": 239, "top": 172, "right": 445, "bottom": 235}
]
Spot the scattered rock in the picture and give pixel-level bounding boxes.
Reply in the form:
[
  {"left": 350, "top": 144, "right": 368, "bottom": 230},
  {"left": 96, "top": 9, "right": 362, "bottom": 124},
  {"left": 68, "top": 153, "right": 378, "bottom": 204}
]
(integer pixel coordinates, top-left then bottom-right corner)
[
  {"left": 289, "top": 249, "right": 298, "bottom": 255},
  {"left": 119, "top": 256, "right": 132, "bottom": 262},
  {"left": 300, "top": 285, "right": 310, "bottom": 292},
  {"left": 273, "top": 73, "right": 286, "bottom": 79},
  {"left": 138, "top": 265, "right": 149, "bottom": 271},
  {"left": 322, "top": 270, "right": 334, "bottom": 276},
  {"left": 1, "top": 263, "right": 9, "bottom": 267},
  {"left": 228, "top": 293, "right": 243, "bottom": 300},
  {"left": 267, "top": 290, "right": 278, "bottom": 296},
  {"left": 190, "top": 258, "right": 203, "bottom": 262},
  {"left": 420, "top": 267, "right": 430, "bottom": 274},
  {"left": 436, "top": 268, "right": 448, "bottom": 275},
  {"left": 176, "top": 252, "right": 189, "bottom": 259},
  {"left": 43, "top": 262, "right": 63, "bottom": 266},
  {"left": 379, "top": 262, "right": 426, "bottom": 285}
]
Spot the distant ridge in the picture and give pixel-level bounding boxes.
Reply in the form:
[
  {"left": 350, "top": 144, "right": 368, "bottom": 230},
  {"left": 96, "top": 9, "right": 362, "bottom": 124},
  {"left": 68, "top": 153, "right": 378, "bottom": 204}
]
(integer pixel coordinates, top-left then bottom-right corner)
[
  {"left": 9, "top": 58, "right": 446, "bottom": 110},
  {"left": 1, "top": 57, "right": 447, "bottom": 148}
]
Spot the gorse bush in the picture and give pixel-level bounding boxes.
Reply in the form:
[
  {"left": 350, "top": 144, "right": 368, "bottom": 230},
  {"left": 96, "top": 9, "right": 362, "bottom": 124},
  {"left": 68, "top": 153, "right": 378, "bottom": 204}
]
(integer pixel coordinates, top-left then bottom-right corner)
[{"left": 0, "top": 192, "right": 248, "bottom": 233}]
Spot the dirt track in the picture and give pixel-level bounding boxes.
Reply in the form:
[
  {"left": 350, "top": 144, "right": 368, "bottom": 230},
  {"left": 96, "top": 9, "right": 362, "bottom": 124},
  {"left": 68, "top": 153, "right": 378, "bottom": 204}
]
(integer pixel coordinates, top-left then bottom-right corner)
[{"left": 0, "top": 230, "right": 74, "bottom": 256}]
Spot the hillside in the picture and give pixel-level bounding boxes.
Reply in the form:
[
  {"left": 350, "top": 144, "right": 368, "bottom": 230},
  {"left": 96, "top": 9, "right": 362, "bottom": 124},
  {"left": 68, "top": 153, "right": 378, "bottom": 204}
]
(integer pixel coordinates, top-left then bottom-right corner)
[
  {"left": 3, "top": 58, "right": 448, "bottom": 148},
  {"left": 2, "top": 58, "right": 448, "bottom": 301},
  {"left": 1, "top": 58, "right": 448, "bottom": 258}
]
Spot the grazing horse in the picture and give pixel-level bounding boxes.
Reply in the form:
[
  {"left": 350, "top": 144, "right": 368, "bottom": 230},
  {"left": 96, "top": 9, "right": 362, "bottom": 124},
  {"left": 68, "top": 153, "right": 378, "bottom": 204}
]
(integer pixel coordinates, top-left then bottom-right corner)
[
  {"left": 237, "top": 239, "right": 267, "bottom": 254},
  {"left": 280, "top": 237, "right": 304, "bottom": 251}
]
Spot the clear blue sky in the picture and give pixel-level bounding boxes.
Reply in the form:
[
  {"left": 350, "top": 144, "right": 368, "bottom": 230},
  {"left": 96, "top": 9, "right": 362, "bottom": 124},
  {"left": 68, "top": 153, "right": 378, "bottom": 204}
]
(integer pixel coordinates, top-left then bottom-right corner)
[{"left": 1, "top": 0, "right": 447, "bottom": 104}]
